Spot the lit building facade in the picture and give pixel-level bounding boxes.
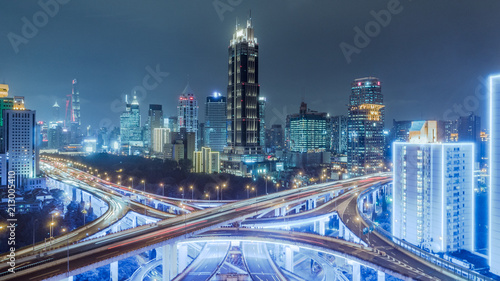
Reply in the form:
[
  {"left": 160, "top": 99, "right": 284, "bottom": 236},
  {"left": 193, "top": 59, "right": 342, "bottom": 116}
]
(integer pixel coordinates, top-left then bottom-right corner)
[
  {"left": 120, "top": 95, "right": 142, "bottom": 147},
  {"left": 259, "top": 97, "right": 266, "bottom": 149},
  {"left": 205, "top": 93, "right": 227, "bottom": 152},
  {"left": 458, "top": 113, "right": 481, "bottom": 163},
  {"left": 1, "top": 107, "right": 39, "bottom": 189},
  {"left": 489, "top": 74, "right": 500, "bottom": 275},
  {"left": 222, "top": 16, "right": 266, "bottom": 177},
  {"left": 164, "top": 116, "right": 178, "bottom": 133},
  {"left": 288, "top": 102, "right": 328, "bottom": 153},
  {"left": 331, "top": 115, "right": 348, "bottom": 154},
  {"left": 225, "top": 16, "right": 261, "bottom": 154},
  {"left": 347, "top": 77, "right": 385, "bottom": 176},
  {"left": 146, "top": 104, "right": 163, "bottom": 148},
  {"left": 177, "top": 84, "right": 199, "bottom": 151},
  {"left": 193, "top": 147, "right": 220, "bottom": 174},
  {"left": 393, "top": 121, "right": 474, "bottom": 254},
  {"left": 152, "top": 128, "right": 170, "bottom": 154}
]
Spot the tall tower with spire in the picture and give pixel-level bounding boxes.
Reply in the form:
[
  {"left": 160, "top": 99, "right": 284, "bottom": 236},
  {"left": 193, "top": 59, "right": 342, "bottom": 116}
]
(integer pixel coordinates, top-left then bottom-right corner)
[
  {"left": 177, "top": 84, "right": 199, "bottom": 150},
  {"left": 226, "top": 14, "right": 261, "bottom": 154},
  {"left": 52, "top": 101, "right": 60, "bottom": 122},
  {"left": 72, "top": 79, "right": 80, "bottom": 126}
]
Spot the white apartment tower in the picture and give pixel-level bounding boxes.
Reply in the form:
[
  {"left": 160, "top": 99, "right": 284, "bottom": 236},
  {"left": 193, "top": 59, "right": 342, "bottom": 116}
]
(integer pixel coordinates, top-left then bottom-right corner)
[
  {"left": 393, "top": 121, "right": 474, "bottom": 253},
  {"left": 489, "top": 74, "right": 500, "bottom": 275}
]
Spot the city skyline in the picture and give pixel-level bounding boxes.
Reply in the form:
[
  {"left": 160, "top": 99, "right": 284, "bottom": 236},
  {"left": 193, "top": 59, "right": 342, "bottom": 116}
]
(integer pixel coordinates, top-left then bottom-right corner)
[
  {"left": 1, "top": 2, "right": 500, "bottom": 280},
  {"left": 1, "top": 1, "right": 499, "bottom": 131}
]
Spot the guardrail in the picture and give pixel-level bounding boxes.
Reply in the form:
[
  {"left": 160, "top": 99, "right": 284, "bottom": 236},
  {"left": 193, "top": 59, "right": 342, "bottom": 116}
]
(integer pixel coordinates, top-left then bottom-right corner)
[{"left": 357, "top": 183, "right": 495, "bottom": 281}]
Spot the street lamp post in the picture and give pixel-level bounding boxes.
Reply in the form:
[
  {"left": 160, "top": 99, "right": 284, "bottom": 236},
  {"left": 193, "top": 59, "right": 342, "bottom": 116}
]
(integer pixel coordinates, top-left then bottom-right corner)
[
  {"left": 246, "top": 185, "right": 250, "bottom": 199},
  {"left": 180, "top": 187, "right": 184, "bottom": 202},
  {"left": 129, "top": 177, "right": 134, "bottom": 189},
  {"left": 62, "top": 228, "right": 70, "bottom": 275},
  {"left": 141, "top": 180, "right": 146, "bottom": 193},
  {"left": 190, "top": 185, "right": 194, "bottom": 201},
  {"left": 216, "top": 186, "right": 219, "bottom": 201},
  {"left": 222, "top": 184, "right": 226, "bottom": 200},
  {"left": 276, "top": 183, "right": 280, "bottom": 193},
  {"left": 160, "top": 183, "right": 164, "bottom": 197}
]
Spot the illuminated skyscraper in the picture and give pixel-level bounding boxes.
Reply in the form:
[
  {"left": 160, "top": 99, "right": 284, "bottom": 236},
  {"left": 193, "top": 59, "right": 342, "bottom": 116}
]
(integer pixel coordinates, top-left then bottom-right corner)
[
  {"left": 393, "top": 121, "right": 474, "bottom": 254},
  {"left": 152, "top": 127, "right": 170, "bottom": 154},
  {"left": 288, "top": 102, "right": 328, "bottom": 153},
  {"left": 52, "top": 101, "right": 60, "bottom": 122},
  {"left": 177, "top": 84, "right": 199, "bottom": 150},
  {"left": 120, "top": 95, "right": 141, "bottom": 146},
  {"left": 71, "top": 79, "right": 80, "bottom": 126},
  {"left": 0, "top": 93, "right": 43, "bottom": 191},
  {"left": 489, "top": 74, "right": 500, "bottom": 275},
  {"left": 347, "top": 77, "right": 385, "bottom": 176},
  {"left": 205, "top": 93, "right": 227, "bottom": 152},
  {"left": 331, "top": 115, "right": 348, "bottom": 154},
  {"left": 146, "top": 104, "right": 163, "bottom": 148},
  {"left": 226, "top": 16, "right": 261, "bottom": 154}
]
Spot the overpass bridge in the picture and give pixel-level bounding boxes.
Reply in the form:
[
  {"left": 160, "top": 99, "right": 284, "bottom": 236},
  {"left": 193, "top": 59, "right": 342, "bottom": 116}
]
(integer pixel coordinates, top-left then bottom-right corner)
[{"left": 1, "top": 166, "right": 491, "bottom": 281}]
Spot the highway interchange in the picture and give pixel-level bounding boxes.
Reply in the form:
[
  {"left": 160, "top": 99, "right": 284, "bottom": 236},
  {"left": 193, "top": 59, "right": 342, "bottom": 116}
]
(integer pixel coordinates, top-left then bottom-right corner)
[{"left": 0, "top": 159, "right": 483, "bottom": 281}]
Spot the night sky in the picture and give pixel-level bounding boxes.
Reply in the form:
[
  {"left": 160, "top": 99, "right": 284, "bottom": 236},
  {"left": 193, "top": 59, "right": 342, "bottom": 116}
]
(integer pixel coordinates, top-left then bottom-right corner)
[{"left": 1, "top": 1, "right": 499, "bottom": 131}]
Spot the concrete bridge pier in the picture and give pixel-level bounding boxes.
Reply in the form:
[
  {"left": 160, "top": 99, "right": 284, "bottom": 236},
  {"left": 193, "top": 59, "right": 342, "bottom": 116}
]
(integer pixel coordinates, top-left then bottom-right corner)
[
  {"left": 351, "top": 261, "right": 360, "bottom": 281},
  {"left": 319, "top": 220, "right": 325, "bottom": 236},
  {"left": 285, "top": 246, "right": 294, "bottom": 272},
  {"left": 178, "top": 243, "right": 188, "bottom": 273},
  {"left": 161, "top": 243, "right": 178, "bottom": 281},
  {"left": 61, "top": 276, "right": 73, "bottom": 281},
  {"left": 110, "top": 261, "right": 118, "bottom": 281},
  {"left": 377, "top": 271, "right": 385, "bottom": 281}
]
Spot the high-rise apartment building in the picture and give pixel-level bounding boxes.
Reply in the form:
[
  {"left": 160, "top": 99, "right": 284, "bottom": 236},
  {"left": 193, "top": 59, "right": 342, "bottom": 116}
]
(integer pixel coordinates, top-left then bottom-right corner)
[
  {"left": 152, "top": 128, "right": 170, "bottom": 154},
  {"left": 177, "top": 84, "right": 199, "bottom": 150},
  {"left": 489, "top": 74, "right": 500, "bottom": 275},
  {"left": 347, "top": 77, "right": 385, "bottom": 176},
  {"left": 1, "top": 106, "right": 39, "bottom": 189},
  {"left": 393, "top": 121, "right": 474, "bottom": 254},
  {"left": 205, "top": 93, "right": 227, "bottom": 152},
  {"left": 193, "top": 147, "right": 220, "bottom": 174}
]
